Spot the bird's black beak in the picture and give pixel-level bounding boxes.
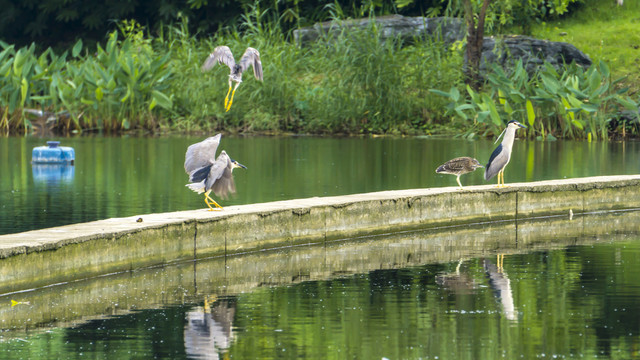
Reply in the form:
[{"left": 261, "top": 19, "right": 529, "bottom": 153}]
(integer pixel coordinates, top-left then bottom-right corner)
[
  {"left": 233, "top": 160, "right": 247, "bottom": 169},
  {"left": 517, "top": 122, "right": 527, "bottom": 129}
]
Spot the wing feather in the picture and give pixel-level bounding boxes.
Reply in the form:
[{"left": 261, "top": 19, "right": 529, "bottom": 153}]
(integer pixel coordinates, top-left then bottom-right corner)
[
  {"left": 201, "top": 46, "right": 236, "bottom": 72},
  {"left": 184, "top": 134, "right": 221, "bottom": 174},
  {"left": 206, "top": 157, "right": 236, "bottom": 199},
  {"left": 484, "top": 144, "right": 507, "bottom": 180},
  {"left": 238, "top": 47, "right": 263, "bottom": 81}
]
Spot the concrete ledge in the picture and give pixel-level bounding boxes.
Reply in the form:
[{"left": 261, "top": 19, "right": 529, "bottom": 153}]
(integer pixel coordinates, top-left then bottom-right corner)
[
  {"left": 1, "top": 209, "right": 639, "bottom": 336},
  {"left": 1, "top": 175, "right": 639, "bottom": 294}
]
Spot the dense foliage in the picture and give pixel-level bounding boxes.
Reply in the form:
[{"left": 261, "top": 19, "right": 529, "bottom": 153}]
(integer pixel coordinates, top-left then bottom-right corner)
[{"left": 0, "top": 0, "right": 638, "bottom": 138}]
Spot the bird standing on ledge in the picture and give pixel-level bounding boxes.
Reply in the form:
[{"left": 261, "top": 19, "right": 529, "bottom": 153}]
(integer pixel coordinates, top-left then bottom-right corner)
[
  {"left": 436, "top": 157, "right": 484, "bottom": 190},
  {"left": 484, "top": 120, "right": 526, "bottom": 187},
  {"left": 184, "top": 134, "right": 246, "bottom": 211},
  {"left": 201, "top": 46, "right": 263, "bottom": 112}
]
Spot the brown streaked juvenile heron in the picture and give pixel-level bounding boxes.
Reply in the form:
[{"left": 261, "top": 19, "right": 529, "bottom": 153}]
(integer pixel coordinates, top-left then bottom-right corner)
[
  {"left": 184, "top": 134, "right": 246, "bottom": 211},
  {"left": 484, "top": 120, "right": 526, "bottom": 187},
  {"left": 201, "top": 46, "right": 263, "bottom": 112},
  {"left": 435, "top": 157, "right": 484, "bottom": 189}
]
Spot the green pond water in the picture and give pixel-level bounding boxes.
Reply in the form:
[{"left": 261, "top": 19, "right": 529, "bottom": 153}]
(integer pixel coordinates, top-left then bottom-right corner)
[
  {"left": 1, "top": 135, "right": 639, "bottom": 235},
  {"left": 0, "top": 211, "right": 639, "bottom": 359}
]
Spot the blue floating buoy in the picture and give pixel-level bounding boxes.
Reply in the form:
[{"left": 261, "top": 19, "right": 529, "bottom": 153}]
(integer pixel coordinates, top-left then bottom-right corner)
[{"left": 32, "top": 141, "right": 75, "bottom": 164}]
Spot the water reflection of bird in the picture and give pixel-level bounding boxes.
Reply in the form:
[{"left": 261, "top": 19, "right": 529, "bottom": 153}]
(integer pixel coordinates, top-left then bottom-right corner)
[
  {"left": 184, "top": 134, "right": 246, "bottom": 211},
  {"left": 483, "top": 258, "right": 517, "bottom": 321},
  {"left": 484, "top": 120, "right": 526, "bottom": 187},
  {"left": 435, "top": 259, "right": 477, "bottom": 294},
  {"left": 436, "top": 157, "right": 484, "bottom": 190},
  {"left": 184, "top": 295, "right": 236, "bottom": 360},
  {"left": 202, "top": 46, "right": 263, "bottom": 112}
]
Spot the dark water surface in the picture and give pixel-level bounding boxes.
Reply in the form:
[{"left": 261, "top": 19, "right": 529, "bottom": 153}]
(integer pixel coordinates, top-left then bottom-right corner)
[
  {"left": 1, "top": 135, "right": 639, "bottom": 235},
  {"left": 0, "top": 210, "right": 639, "bottom": 359}
]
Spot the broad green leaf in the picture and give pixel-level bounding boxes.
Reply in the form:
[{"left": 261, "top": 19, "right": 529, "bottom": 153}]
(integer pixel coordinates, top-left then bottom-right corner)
[
  {"left": 498, "top": 89, "right": 506, "bottom": 105},
  {"left": 20, "top": 77, "right": 28, "bottom": 106},
  {"left": 580, "top": 103, "right": 599, "bottom": 113},
  {"left": 616, "top": 96, "right": 638, "bottom": 111},
  {"left": 571, "top": 119, "right": 584, "bottom": 130},
  {"left": 95, "top": 87, "right": 104, "bottom": 101},
  {"left": 72, "top": 39, "right": 83, "bottom": 58},
  {"left": 588, "top": 68, "right": 601, "bottom": 92},
  {"left": 428, "top": 89, "right": 452, "bottom": 99},
  {"left": 149, "top": 98, "right": 157, "bottom": 111},
  {"left": 151, "top": 90, "right": 173, "bottom": 110},
  {"left": 477, "top": 111, "right": 490, "bottom": 123},
  {"left": 503, "top": 100, "right": 513, "bottom": 115},
  {"left": 449, "top": 87, "right": 460, "bottom": 103},
  {"left": 598, "top": 60, "right": 610, "bottom": 79},
  {"left": 486, "top": 98, "right": 501, "bottom": 126},
  {"left": 526, "top": 99, "right": 535, "bottom": 127}
]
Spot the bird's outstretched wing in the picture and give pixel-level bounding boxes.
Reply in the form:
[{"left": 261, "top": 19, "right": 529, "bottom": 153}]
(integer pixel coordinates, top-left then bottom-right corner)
[
  {"left": 207, "top": 156, "right": 236, "bottom": 199},
  {"left": 237, "top": 47, "right": 263, "bottom": 81},
  {"left": 184, "top": 134, "right": 221, "bottom": 174},
  {"left": 201, "top": 46, "right": 236, "bottom": 72}
]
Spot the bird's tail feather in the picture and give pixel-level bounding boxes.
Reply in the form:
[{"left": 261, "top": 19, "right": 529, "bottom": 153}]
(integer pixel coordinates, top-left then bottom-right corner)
[{"left": 186, "top": 181, "right": 206, "bottom": 194}]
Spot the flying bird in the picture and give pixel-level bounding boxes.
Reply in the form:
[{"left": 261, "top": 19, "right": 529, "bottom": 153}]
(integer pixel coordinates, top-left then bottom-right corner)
[
  {"left": 184, "top": 134, "right": 246, "bottom": 211},
  {"left": 484, "top": 120, "right": 526, "bottom": 187},
  {"left": 202, "top": 46, "right": 263, "bottom": 112}
]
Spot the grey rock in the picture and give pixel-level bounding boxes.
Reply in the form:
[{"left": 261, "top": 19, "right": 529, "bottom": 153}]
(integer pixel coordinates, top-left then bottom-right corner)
[
  {"left": 479, "top": 35, "right": 592, "bottom": 74},
  {"left": 293, "top": 15, "right": 465, "bottom": 46}
]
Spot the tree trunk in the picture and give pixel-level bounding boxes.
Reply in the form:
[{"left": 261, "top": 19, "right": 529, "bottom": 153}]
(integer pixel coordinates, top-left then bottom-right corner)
[{"left": 463, "top": 0, "right": 492, "bottom": 90}]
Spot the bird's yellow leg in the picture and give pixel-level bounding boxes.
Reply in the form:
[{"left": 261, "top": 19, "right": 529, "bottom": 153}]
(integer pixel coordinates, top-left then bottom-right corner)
[
  {"left": 203, "top": 196, "right": 215, "bottom": 211},
  {"left": 208, "top": 199, "right": 223, "bottom": 211},
  {"left": 203, "top": 191, "right": 222, "bottom": 211},
  {"left": 497, "top": 253, "right": 505, "bottom": 271},
  {"left": 224, "top": 82, "right": 232, "bottom": 109},
  {"left": 496, "top": 170, "right": 506, "bottom": 188},
  {"left": 225, "top": 82, "right": 241, "bottom": 112}
]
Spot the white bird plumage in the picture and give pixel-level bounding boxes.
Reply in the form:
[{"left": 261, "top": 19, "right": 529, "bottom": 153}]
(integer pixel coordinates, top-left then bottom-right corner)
[{"left": 484, "top": 120, "right": 526, "bottom": 187}]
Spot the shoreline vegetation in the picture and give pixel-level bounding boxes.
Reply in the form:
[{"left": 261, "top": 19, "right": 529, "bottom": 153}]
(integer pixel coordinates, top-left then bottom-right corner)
[{"left": 0, "top": 1, "right": 638, "bottom": 140}]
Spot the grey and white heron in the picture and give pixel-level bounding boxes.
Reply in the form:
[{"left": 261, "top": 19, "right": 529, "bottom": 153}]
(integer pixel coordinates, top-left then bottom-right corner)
[
  {"left": 201, "top": 46, "right": 263, "bottom": 112},
  {"left": 484, "top": 120, "right": 526, "bottom": 187},
  {"left": 184, "top": 134, "right": 246, "bottom": 211},
  {"left": 435, "top": 157, "right": 483, "bottom": 189}
]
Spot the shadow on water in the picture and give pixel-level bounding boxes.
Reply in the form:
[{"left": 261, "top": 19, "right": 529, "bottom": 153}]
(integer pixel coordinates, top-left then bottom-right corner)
[
  {"left": 2, "top": 136, "right": 640, "bottom": 234},
  {"left": 0, "top": 210, "right": 639, "bottom": 358}
]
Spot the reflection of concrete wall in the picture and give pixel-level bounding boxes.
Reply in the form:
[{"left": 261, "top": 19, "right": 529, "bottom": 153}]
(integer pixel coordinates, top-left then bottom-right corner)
[
  {"left": 0, "top": 176, "right": 639, "bottom": 296},
  {"left": 1, "top": 209, "right": 639, "bottom": 336}
]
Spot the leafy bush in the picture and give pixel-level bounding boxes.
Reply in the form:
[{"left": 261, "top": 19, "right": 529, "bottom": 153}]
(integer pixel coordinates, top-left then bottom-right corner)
[{"left": 430, "top": 59, "right": 639, "bottom": 140}]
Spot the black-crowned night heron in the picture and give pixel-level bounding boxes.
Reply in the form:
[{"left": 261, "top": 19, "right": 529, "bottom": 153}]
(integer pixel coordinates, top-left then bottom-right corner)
[
  {"left": 184, "top": 134, "right": 246, "bottom": 211},
  {"left": 484, "top": 120, "right": 526, "bottom": 187},
  {"left": 202, "top": 46, "right": 263, "bottom": 112},
  {"left": 435, "top": 157, "right": 483, "bottom": 189}
]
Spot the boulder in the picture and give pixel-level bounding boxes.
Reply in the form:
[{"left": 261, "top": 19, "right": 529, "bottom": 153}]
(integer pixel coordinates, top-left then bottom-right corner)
[
  {"left": 293, "top": 15, "right": 465, "bottom": 46},
  {"left": 480, "top": 35, "right": 592, "bottom": 74}
]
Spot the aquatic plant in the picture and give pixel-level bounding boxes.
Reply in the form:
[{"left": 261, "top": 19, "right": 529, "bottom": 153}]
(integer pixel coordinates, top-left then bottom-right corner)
[{"left": 430, "top": 59, "right": 639, "bottom": 140}]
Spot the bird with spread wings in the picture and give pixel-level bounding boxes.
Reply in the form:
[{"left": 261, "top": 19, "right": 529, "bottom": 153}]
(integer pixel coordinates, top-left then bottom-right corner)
[{"left": 201, "top": 46, "right": 263, "bottom": 112}]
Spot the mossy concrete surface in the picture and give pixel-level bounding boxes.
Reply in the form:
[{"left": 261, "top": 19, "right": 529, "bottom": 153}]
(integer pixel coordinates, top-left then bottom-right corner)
[
  {"left": 0, "top": 175, "right": 639, "bottom": 295},
  {"left": 2, "top": 209, "right": 639, "bottom": 336}
]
